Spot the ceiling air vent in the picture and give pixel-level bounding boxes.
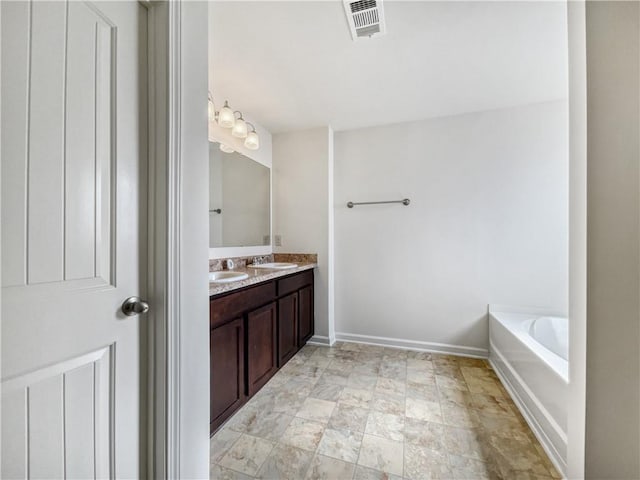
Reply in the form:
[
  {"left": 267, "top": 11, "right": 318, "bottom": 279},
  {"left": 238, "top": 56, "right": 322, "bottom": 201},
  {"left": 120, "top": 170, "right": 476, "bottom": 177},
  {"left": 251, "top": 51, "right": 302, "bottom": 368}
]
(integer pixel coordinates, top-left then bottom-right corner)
[{"left": 343, "top": 0, "right": 386, "bottom": 41}]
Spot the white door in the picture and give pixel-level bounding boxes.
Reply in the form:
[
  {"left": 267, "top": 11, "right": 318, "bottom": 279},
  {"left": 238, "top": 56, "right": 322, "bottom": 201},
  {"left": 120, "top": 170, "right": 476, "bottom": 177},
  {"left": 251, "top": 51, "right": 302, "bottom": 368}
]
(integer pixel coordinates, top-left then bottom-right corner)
[{"left": 1, "top": 1, "right": 147, "bottom": 478}]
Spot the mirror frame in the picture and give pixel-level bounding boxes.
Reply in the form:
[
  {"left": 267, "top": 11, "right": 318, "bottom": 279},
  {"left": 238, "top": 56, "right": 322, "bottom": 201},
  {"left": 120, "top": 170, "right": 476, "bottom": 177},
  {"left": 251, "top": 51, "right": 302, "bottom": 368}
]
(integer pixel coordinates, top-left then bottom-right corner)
[{"left": 208, "top": 140, "right": 272, "bottom": 259}]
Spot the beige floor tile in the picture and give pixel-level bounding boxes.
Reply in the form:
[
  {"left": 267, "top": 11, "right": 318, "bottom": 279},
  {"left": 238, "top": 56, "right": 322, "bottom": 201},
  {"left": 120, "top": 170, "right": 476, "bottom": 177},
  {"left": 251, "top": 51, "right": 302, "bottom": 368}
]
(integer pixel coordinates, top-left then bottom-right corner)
[
  {"left": 280, "top": 417, "right": 326, "bottom": 452},
  {"left": 357, "top": 434, "right": 404, "bottom": 476},
  {"left": 209, "top": 463, "right": 254, "bottom": 480},
  {"left": 210, "top": 344, "right": 559, "bottom": 480},
  {"left": 432, "top": 354, "right": 460, "bottom": 367},
  {"left": 243, "top": 412, "right": 294, "bottom": 442},
  {"left": 374, "top": 377, "right": 406, "bottom": 396},
  {"left": 407, "top": 358, "right": 434, "bottom": 372},
  {"left": 405, "top": 397, "right": 443, "bottom": 423},
  {"left": 471, "top": 392, "right": 516, "bottom": 416},
  {"left": 406, "top": 380, "right": 439, "bottom": 401},
  {"left": 347, "top": 373, "right": 379, "bottom": 390},
  {"left": 339, "top": 387, "right": 373, "bottom": 408},
  {"left": 218, "top": 434, "right": 274, "bottom": 476},
  {"left": 406, "top": 351, "right": 432, "bottom": 361},
  {"left": 406, "top": 368, "right": 436, "bottom": 385},
  {"left": 256, "top": 444, "right": 314, "bottom": 480},
  {"left": 442, "top": 426, "right": 485, "bottom": 460},
  {"left": 460, "top": 366, "right": 495, "bottom": 380},
  {"left": 225, "top": 406, "right": 261, "bottom": 434},
  {"left": 476, "top": 412, "right": 532, "bottom": 443},
  {"left": 353, "top": 465, "right": 402, "bottom": 480},
  {"left": 488, "top": 435, "right": 552, "bottom": 476},
  {"left": 328, "top": 403, "right": 370, "bottom": 432},
  {"left": 365, "top": 411, "right": 405, "bottom": 442},
  {"left": 317, "top": 428, "right": 363, "bottom": 463},
  {"left": 404, "top": 443, "right": 451, "bottom": 480},
  {"left": 309, "top": 382, "right": 344, "bottom": 402},
  {"left": 437, "top": 387, "right": 474, "bottom": 407},
  {"left": 466, "top": 376, "right": 505, "bottom": 397},
  {"left": 448, "top": 454, "right": 495, "bottom": 480},
  {"left": 351, "top": 363, "right": 381, "bottom": 376},
  {"left": 435, "top": 374, "right": 469, "bottom": 392},
  {"left": 378, "top": 364, "right": 406, "bottom": 379},
  {"left": 305, "top": 454, "right": 356, "bottom": 480},
  {"left": 440, "top": 401, "right": 481, "bottom": 429},
  {"left": 210, "top": 429, "right": 242, "bottom": 464},
  {"left": 296, "top": 397, "right": 336, "bottom": 423},
  {"left": 403, "top": 417, "right": 446, "bottom": 450},
  {"left": 304, "top": 356, "right": 332, "bottom": 369},
  {"left": 370, "top": 392, "right": 405, "bottom": 416},
  {"left": 319, "top": 370, "right": 351, "bottom": 386},
  {"left": 270, "top": 391, "right": 307, "bottom": 414},
  {"left": 434, "top": 364, "right": 464, "bottom": 378}
]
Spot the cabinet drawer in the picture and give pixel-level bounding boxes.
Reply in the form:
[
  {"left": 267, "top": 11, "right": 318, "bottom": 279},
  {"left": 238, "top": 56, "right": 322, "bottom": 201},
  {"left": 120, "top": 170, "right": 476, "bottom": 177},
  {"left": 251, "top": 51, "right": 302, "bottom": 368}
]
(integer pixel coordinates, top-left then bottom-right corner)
[
  {"left": 277, "top": 270, "right": 313, "bottom": 297},
  {"left": 210, "top": 281, "right": 276, "bottom": 329}
]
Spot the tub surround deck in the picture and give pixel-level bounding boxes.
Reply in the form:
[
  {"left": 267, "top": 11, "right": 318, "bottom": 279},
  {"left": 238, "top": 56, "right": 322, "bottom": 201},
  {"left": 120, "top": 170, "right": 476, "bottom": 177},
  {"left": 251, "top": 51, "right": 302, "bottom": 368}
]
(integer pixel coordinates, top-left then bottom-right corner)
[{"left": 209, "top": 253, "right": 318, "bottom": 296}]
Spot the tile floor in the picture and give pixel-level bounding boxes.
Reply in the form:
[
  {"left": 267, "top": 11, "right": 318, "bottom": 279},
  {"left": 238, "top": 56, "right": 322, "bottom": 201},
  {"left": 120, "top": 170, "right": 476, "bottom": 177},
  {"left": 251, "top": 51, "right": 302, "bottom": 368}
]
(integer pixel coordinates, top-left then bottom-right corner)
[{"left": 210, "top": 342, "right": 561, "bottom": 480}]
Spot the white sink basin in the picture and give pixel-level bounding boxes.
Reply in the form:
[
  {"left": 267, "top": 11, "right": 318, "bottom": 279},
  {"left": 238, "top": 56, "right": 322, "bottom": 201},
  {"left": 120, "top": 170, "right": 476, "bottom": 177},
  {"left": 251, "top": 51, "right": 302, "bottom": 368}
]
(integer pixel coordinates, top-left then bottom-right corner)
[
  {"left": 209, "top": 271, "right": 249, "bottom": 283},
  {"left": 251, "top": 262, "right": 298, "bottom": 270}
]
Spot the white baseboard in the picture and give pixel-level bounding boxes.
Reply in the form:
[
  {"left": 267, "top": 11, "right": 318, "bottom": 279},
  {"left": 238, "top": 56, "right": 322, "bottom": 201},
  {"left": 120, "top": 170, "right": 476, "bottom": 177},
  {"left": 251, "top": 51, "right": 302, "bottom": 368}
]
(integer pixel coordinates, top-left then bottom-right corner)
[
  {"left": 489, "top": 345, "right": 567, "bottom": 478},
  {"left": 307, "top": 335, "right": 332, "bottom": 346},
  {"left": 334, "top": 332, "right": 488, "bottom": 358}
]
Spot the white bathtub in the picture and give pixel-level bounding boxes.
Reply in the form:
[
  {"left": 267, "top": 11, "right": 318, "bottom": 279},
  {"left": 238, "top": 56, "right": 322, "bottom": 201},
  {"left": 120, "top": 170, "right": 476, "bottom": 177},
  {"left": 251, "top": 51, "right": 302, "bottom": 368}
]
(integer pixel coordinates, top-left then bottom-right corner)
[{"left": 489, "top": 307, "right": 568, "bottom": 476}]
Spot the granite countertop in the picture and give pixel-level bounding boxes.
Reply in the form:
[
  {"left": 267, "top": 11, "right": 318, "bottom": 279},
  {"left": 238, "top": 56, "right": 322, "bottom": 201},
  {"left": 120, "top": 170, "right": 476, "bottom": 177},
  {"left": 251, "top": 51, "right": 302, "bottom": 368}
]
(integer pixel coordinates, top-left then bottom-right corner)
[{"left": 209, "top": 262, "right": 317, "bottom": 296}]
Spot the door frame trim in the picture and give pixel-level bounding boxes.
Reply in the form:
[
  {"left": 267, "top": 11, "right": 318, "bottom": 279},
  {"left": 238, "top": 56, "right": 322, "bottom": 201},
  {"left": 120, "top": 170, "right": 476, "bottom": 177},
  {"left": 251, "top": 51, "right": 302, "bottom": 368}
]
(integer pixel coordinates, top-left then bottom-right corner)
[{"left": 146, "top": 1, "right": 182, "bottom": 478}]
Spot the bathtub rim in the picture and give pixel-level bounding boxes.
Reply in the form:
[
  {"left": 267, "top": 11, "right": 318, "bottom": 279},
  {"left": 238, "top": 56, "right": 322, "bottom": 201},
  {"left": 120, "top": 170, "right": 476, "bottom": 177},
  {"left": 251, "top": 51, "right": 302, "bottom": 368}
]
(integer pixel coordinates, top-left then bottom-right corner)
[{"left": 489, "top": 307, "right": 569, "bottom": 383}]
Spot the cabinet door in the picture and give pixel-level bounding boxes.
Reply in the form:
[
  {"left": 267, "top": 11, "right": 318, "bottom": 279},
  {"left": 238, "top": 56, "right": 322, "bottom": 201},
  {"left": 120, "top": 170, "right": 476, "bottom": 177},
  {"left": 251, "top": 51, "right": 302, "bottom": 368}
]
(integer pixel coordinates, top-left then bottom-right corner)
[
  {"left": 210, "top": 318, "right": 245, "bottom": 433},
  {"left": 298, "top": 285, "right": 314, "bottom": 347},
  {"left": 247, "top": 302, "right": 278, "bottom": 396},
  {"left": 278, "top": 292, "right": 298, "bottom": 366}
]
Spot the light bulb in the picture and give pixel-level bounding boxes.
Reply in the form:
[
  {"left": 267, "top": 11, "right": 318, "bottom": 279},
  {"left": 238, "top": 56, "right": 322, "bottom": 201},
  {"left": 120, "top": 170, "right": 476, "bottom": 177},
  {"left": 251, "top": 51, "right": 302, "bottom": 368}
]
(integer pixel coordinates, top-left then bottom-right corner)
[
  {"left": 245, "top": 130, "right": 260, "bottom": 150},
  {"left": 217, "top": 101, "right": 235, "bottom": 128},
  {"left": 219, "top": 143, "right": 235, "bottom": 153},
  {"left": 232, "top": 116, "right": 248, "bottom": 138}
]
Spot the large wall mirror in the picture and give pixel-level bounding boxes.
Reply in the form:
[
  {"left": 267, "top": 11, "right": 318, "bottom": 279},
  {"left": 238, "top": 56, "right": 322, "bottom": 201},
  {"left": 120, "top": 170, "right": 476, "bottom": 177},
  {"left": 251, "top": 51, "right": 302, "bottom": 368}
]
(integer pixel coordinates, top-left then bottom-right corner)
[{"left": 209, "top": 142, "right": 271, "bottom": 248}]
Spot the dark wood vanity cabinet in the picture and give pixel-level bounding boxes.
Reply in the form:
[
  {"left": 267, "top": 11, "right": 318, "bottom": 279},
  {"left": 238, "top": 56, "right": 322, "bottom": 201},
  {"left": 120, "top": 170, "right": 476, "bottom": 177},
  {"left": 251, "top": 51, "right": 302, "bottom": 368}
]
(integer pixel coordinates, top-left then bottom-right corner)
[
  {"left": 209, "top": 269, "right": 314, "bottom": 434},
  {"left": 298, "top": 285, "right": 314, "bottom": 347},
  {"left": 210, "top": 317, "right": 244, "bottom": 432},
  {"left": 278, "top": 293, "right": 298, "bottom": 366},
  {"left": 247, "top": 302, "right": 278, "bottom": 396}
]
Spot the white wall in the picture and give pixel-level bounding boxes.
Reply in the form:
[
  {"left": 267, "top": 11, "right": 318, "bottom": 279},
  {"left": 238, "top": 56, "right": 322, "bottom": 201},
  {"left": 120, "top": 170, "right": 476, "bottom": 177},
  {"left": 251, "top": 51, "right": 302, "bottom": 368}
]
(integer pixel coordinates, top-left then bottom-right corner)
[
  {"left": 272, "top": 127, "right": 334, "bottom": 342},
  {"left": 584, "top": 2, "right": 640, "bottom": 478},
  {"left": 333, "top": 101, "right": 569, "bottom": 354}
]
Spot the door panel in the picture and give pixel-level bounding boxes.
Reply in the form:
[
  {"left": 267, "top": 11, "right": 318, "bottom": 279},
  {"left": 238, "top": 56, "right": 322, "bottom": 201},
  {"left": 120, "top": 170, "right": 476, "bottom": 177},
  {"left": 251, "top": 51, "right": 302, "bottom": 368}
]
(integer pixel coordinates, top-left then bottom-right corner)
[{"left": 1, "top": 1, "right": 147, "bottom": 478}]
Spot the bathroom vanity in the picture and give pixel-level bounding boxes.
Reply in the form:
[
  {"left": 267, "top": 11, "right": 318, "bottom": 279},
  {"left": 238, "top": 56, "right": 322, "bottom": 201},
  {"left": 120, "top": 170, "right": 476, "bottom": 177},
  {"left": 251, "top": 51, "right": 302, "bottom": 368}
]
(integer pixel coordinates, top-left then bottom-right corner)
[{"left": 209, "top": 267, "right": 314, "bottom": 433}]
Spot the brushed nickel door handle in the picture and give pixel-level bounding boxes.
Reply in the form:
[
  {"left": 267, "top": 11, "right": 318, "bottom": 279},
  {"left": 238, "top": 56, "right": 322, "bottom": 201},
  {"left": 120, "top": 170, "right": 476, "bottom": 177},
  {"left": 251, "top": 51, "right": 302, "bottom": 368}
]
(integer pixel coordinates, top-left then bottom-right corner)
[{"left": 121, "top": 296, "right": 150, "bottom": 316}]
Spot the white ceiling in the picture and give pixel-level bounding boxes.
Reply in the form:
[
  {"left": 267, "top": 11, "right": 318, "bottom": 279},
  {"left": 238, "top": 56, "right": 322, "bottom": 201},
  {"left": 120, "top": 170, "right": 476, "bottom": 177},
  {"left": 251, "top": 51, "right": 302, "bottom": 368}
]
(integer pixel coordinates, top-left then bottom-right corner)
[{"left": 209, "top": 1, "right": 568, "bottom": 133}]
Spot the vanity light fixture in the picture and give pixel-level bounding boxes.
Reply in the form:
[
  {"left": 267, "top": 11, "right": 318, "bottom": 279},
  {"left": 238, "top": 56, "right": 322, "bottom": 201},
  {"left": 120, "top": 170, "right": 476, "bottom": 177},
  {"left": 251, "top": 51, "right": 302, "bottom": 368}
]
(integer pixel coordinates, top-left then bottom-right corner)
[
  {"left": 231, "top": 111, "right": 248, "bottom": 138},
  {"left": 244, "top": 123, "right": 260, "bottom": 150},
  {"left": 217, "top": 100, "right": 235, "bottom": 128},
  {"left": 208, "top": 91, "right": 260, "bottom": 150}
]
